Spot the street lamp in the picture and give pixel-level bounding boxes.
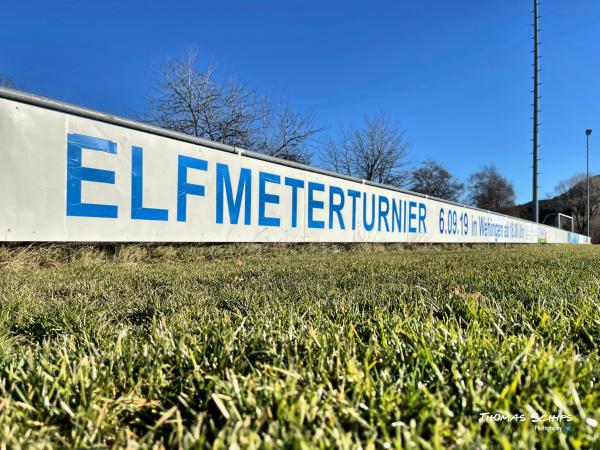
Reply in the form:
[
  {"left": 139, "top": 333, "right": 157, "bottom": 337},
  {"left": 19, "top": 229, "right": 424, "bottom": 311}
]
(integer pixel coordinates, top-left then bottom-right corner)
[{"left": 586, "top": 129, "right": 592, "bottom": 237}]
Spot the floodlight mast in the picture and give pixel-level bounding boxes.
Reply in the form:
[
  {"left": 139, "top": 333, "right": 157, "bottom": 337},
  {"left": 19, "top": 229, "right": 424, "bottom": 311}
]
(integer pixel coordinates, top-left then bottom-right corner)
[
  {"left": 532, "top": 0, "right": 540, "bottom": 223},
  {"left": 586, "top": 129, "right": 592, "bottom": 237}
]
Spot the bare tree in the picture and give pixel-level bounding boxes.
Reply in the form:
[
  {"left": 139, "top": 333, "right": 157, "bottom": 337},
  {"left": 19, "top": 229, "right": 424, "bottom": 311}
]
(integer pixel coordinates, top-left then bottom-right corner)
[
  {"left": 147, "top": 49, "right": 319, "bottom": 163},
  {"left": 467, "top": 165, "right": 515, "bottom": 212},
  {"left": 0, "top": 74, "right": 14, "bottom": 88},
  {"left": 555, "top": 174, "right": 600, "bottom": 234},
  {"left": 253, "top": 98, "right": 320, "bottom": 164},
  {"left": 147, "top": 49, "right": 259, "bottom": 146},
  {"left": 323, "top": 113, "right": 410, "bottom": 187},
  {"left": 409, "top": 159, "right": 464, "bottom": 202}
]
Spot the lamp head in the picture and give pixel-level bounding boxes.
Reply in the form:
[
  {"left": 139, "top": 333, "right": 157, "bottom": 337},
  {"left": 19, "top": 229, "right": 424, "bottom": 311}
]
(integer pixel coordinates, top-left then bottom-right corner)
[{"left": 586, "top": 129, "right": 592, "bottom": 136}]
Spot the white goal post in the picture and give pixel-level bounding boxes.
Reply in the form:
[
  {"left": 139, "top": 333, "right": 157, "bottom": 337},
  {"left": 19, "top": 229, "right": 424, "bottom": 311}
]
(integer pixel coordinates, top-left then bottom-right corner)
[{"left": 542, "top": 213, "right": 574, "bottom": 233}]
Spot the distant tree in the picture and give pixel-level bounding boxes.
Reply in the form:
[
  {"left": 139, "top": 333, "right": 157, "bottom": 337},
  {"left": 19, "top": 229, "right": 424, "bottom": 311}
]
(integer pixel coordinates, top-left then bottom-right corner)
[
  {"left": 0, "top": 74, "right": 14, "bottom": 88},
  {"left": 555, "top": 174, "right": 600, "bottom": 234},
  {"left": 147, "top": 49, "right": 319, "bottom": 164},
  {"left": 323, "top": 113, "right": 409, "bottom": 187},
  {"left": 409, "top": 159, "right": 464, "bottom": 201},
  {"left": 467, "top": 165, "right": 515, "bottom": 212}
]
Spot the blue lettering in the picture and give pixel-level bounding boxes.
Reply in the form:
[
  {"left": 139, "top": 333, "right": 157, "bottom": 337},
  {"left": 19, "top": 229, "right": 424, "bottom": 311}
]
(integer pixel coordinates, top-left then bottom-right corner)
[
  {"left": 131, "top": 146, "right": 168, "bottom": 221},
  {"left": 363, "top": 193, "right": 375, "bottom": 231},
  {"left": 347, "top": 189, "right": 361, "bottom": 230},
  {"left": 328, "top": 186, "right": 345, "bottom": 229},
  {"left": 308, "top": 182, "right": 325, "bottom": 229},
  {"left": 285, "top": 177, "right": 304, "bottom": 228},
  {"left": 259, "top": 172, "right": 280, "bottom": 227},
  {"left": 418, "top": 203, "right": 427, "bottom": 233},
  {"left": 177, "top": 155, "right": 208, "bottom": 222},
  {"left": 378, "top": 195, "right": 390, "bottom": 232},
  {"left": 66, "top": 134, "right": 118, "bottom": 219},
  {"left": 216, "top": 164, "right": 252, "bottom": 225},
  {"left": 408, "top": 201, "right": 417, "bottom": 232},
  {"left": 392, "top": 198, "right": 402, "bottom": 232}
]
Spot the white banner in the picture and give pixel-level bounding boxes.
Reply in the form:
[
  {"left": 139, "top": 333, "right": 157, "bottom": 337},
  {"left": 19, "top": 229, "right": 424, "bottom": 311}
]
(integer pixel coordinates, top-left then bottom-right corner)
[{"left": 0, "top": 94, "right": 590, "bottom": 244}]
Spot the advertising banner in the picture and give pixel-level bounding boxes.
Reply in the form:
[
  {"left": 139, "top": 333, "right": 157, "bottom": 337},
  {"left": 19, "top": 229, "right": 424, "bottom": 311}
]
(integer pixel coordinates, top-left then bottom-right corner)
[{"left": 0, "top": 91, "right": 590, "bottom": 244}]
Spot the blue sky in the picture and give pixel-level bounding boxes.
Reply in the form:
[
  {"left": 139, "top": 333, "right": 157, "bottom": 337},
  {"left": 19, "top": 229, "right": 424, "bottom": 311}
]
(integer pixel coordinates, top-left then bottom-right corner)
[{"left": 1, "top": 0, "right": 599, "bottom": 203}]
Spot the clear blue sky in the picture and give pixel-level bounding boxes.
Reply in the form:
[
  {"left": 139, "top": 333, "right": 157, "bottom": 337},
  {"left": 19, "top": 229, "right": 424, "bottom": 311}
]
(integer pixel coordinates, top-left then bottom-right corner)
[{"left": 2, "top": 0, "right": 599, "bottom": 203}]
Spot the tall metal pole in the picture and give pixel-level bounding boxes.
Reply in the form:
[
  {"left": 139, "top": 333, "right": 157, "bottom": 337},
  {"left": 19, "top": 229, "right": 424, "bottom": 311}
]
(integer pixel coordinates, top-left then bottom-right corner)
[
  {"left": 586, "top": 129, "right": 592, "bottom": 236},
  {"left": 532, "top": 1, "right": 540, "bottom": 223}
]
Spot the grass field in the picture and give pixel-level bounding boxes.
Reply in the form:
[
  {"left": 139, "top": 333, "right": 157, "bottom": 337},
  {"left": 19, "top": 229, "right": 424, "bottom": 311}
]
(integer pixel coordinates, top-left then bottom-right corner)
[{"left": 0, "top": 244, "right": 598, "bottom": 449}]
